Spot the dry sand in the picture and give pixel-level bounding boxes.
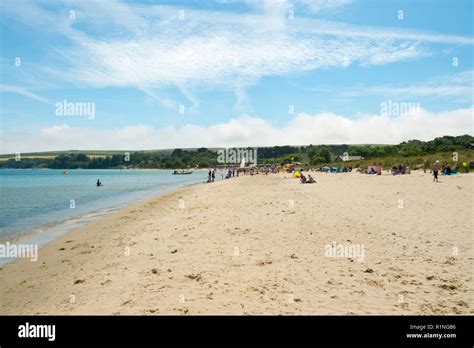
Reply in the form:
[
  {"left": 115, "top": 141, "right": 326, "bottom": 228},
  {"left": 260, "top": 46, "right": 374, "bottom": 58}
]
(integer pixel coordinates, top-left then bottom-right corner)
[{"left": 0, "top": 172, "right": 472, "bottom": 315}]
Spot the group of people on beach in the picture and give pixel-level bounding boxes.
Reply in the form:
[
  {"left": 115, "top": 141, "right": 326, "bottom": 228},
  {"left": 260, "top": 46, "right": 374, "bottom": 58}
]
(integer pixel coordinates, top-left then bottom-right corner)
[
  {"left": 206, "top": 167, "right": 246, "bottom": 182},
  {"left": 391, "top": 163, "right": 409, "bottom": 175},
  {"left": 205, "top": 166, "right": 280, "bottom": 183},
  {"left": 318, "top": 165, "right": 352, "bottom": 173},
  {"left": 203, "top": 159, "right": 465, "bottom": 185},
  {"left": 299, "top": 173, "right": 316, "bottom": 184},
  {"left": 367, "top": 167, "right": 382, "bottom": 175},
  {"left": 207, "top": 169, "right": 216, "bottom": 183},
  {"left": 432, "top": 160, "right": 460, "bottom": 182},
  {"left": 224, "top": 168, "right": 238, "bottom": 179}
]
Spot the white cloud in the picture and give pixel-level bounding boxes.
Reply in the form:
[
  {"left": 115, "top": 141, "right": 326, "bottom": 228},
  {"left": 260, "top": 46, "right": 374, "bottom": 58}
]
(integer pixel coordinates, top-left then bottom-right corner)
[
  {"left": 345, "top": 70, "right": 474, "bottom": 101},
  {"left": 3, "top": 0, "right": 472, "bottom": 98},
  {"left": 138, "top": 86, "right": 176, "bottom": 109},
  {"left": 1, "top": 0, "right": 472, "bottom": 134},
  {"left": 2, "top": 107, "right": 472, "bottom": 153},
  {"left": 0, "top": 85, "right": 51, "bottom": 104},
  {"left": 298, "top": 0, "right": 353, "bottom": 13},
  {"left": 295, "top": 19, "right": 474, "bottom": 45},
  {"left": 52, "top": 29, "right": 430, "bottom": 103}
]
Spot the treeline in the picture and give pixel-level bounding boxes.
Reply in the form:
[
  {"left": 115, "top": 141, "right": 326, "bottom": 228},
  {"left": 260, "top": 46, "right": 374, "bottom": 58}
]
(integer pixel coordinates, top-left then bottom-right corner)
[
  {"left": 1, "top": 135, "right": 472, "bottom": 169},
  {"left": 257, "top": 135, "right": 474, "bottom": 165},
  {"left": 0, "top": 148, "right": 220, "bottom": 169}
]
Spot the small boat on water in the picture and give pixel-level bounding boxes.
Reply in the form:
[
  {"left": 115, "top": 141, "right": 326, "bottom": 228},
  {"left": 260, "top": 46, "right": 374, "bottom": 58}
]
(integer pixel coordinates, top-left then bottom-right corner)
[
  {"left": 63, "top": 171, "right": 69, "bottom": 175},
  {"left": 172, "top": 170, "right": 193, "bottom": 175}
]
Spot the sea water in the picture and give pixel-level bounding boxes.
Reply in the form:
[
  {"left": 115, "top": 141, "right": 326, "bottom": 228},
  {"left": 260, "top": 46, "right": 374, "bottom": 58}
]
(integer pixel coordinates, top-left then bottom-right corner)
[{"left": 0, "top": 169, "right": 206, "bottom": 257}]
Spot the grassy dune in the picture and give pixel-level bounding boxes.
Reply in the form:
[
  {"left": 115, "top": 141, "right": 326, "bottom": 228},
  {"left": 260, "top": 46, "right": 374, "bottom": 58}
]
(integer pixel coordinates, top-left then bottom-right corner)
[{"left": 325, "top": 150, "right": 473, "bottom": 171}]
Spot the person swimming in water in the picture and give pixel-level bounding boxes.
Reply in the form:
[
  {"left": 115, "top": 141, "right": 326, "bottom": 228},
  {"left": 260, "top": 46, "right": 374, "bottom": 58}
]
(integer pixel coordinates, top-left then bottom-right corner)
[{"left": 96, "top": 179, "right": 102, "bottom": 187}]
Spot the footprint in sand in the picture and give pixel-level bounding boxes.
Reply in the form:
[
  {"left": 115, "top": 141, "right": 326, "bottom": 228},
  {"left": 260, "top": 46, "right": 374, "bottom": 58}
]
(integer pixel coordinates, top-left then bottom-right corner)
[
  {"left": 364, "top": 278, "right": 384, "bottom": 288},
  {"left": 444, "top": 257, "right": 457, "bottom": 265},
  {"left": 185, "top": 272, "right": 203, "bottom": 282},
  {"left": 439, "top": 284, "right": 457, "bottom": 291},
  {"left": 143, "top": 309, "right": 159, "bottom": 314}
]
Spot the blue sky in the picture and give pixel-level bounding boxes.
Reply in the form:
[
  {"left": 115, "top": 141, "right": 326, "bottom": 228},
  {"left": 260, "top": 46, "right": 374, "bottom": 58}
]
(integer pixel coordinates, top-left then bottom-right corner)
[{"left": 0, "top": 0, "right": 473, "bottom": 152}]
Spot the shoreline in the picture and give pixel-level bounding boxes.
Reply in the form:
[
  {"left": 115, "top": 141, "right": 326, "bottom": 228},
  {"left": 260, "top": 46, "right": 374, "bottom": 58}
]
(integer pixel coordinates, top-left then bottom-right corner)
[
  {"left": 0, "top": 172, "right": 472, "bottom": 315},
  {"left": 0, "top": 175, "right": 206, "bottom": 266}
]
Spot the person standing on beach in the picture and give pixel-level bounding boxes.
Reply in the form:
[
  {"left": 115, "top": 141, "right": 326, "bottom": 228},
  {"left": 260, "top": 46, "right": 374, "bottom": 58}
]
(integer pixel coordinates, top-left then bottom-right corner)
[
  {"left": 463, "top": 161, "right": 469, "bottom": 173},
  {"left": 433, "top": 160, "right": 440, "bottom": 182},
  {"left": 211, "top": 169, "right": 215, "bottom": 182}
]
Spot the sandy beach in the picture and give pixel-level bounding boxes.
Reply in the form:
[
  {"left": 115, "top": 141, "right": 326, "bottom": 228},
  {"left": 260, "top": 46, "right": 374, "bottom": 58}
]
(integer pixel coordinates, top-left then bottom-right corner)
[{"left": 0, "top": 172, "right": 472, "bottom": 315}]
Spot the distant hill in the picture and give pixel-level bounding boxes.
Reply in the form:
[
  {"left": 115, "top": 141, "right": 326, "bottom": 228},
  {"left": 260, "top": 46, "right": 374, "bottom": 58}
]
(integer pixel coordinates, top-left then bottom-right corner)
[{"left": 1, "top": 135, "right": 472, "bottom": 169}]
